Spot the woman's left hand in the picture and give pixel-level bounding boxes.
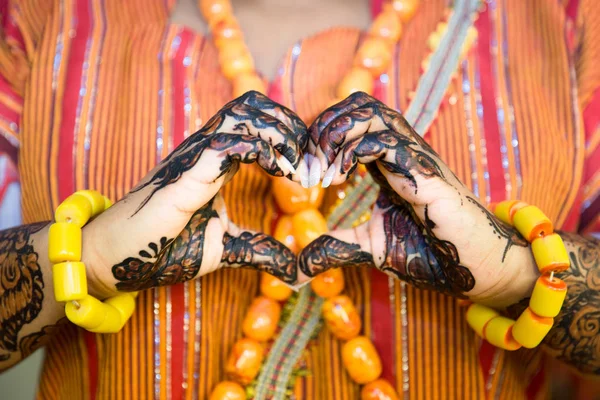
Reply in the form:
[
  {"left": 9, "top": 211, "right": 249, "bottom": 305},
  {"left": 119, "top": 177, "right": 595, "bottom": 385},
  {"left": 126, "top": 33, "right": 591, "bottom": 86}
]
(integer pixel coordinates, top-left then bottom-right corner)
[{"left": 298, "top": 92, "right": 538, "bottom": 307}]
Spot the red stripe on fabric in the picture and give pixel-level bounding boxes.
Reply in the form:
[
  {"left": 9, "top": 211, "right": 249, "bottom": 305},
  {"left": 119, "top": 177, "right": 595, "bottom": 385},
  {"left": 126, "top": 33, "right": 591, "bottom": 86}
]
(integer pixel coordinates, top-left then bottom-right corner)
[
  {"left": 475, "top": 7, "right": 505, "bottom": 202},
  {"left": 478, "top": 340, "right": 496, "bottom": 385},
  {"left": 563, "top": 188, "right": 583, "bottom": 232},
  {"left": 170, "top": 283, "right": 185, "bottom": 400},
  {"left": 0, "top": 134, "right": 17, "bottom": 166},
  {"left": 526, "top": 361, "right": 545, "bottom": 400},
  {"left": 584, "top": 144, "right": 600, "bottom": 185},
  {"left": 84, "top": 331, "right": 98, "bottom": 400},
  {"left": 583, "top": 87, "right": 600, "bottom": 182},
  {"left": 371, "top": 0, "right": 383, "bottom": 19},
  {"left": 566, "top": 0, "right": 580, "bottom": 22},
  {"left": 57, "top": 0, "right": 90, "bottom": 201},
  {"left": 171, "top": 30, "right": 192, "bottom": 149},
  {"left": 0, "top": 98, "right": 20, "bottom": 123},
  {"left": 370, "top": 269, "right": 394, "bottom": 383},
  {"left": 0, "top": 74, "right": 23, "bottom": 106}
]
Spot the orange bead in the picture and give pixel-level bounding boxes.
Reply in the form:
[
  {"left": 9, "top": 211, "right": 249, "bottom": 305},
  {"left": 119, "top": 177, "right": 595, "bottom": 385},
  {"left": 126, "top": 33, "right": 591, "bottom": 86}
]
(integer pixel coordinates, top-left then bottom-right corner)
[
  {"left": 370, "top": 9, "right": 403, "bottom": 43},
  {"left": 200, "top": 0, "right": 232, "bottom": 26},
  {"left": 233, "top": 73, "right": 266, "bottom": 97},
  {"left": 361, "top": 379, "right": 399, "bottom": 400},
  {"left": 342, "top": 336, "right": 382, "bottom": 384},
  {"left": 212, "top": 15, "right": 243, "bottom": 49},
  {"left": 225, "top": 338, "right": 264, "bottom": 385},
  {"left": 218, "top": 40, "right": 254, "bottom": 80},
  {"left": 391, "top": 0, "right": 420, "bottom": 23},
  {"left": 209, "top": 381, "right": 246, "bottom": 400},
  {"left": 336, "top": 67, "right": 374, "bottom": 98},
  {"left": 322, "top": 295, "right": 362, "bottom": 340},
  {"left": 292, "top": 209, "right": 329, "bottom": 248},
  {"left": 310, "top": 268, "right": 345, "bottom": 298},
  {"left": 272, "top": 178, "right": 325, "bottom": 214},
  {"left": 242, "top": 296, "right": 282, "bottom": 342},
  {"left": 273, "top": 215, "right": 298, "bottom": 254},
  {"left": 260, "top": 272, "right": 293, "bottom": 301},
  {"left": 355, "top": 38, "right": 393, "bottom": 76}
]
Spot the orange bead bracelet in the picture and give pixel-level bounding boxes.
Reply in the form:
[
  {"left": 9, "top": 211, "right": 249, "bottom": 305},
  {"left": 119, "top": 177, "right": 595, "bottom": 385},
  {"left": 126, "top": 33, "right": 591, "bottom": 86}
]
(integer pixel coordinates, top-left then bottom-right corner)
[
  {"left": 466, "top": 201, "right": 569, "bottom": 350},
  {"left": 49, "top": 190, "right": 137, "bottom": 334}
]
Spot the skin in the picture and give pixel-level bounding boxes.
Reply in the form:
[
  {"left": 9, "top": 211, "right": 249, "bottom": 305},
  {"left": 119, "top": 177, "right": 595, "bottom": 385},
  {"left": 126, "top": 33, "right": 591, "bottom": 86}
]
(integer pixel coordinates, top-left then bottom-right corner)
[
  {"left": 0, "top": 91, "right": 306, "bottom": 370},
  {"left": 298, "top": 92, "right": 600, "bottom": 375}
]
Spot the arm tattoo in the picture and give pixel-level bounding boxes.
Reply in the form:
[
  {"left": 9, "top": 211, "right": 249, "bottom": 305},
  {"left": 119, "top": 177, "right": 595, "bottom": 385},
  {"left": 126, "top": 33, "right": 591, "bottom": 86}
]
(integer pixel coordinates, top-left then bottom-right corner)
[
  {"left": 0, "top": 222, "right": 47, "bottom": 353},
  {"left": 543, "top": 233, "right": 600, "bottom": 374},
  {"left": 18, "top": 318, "right": 67, "bottom": 358}
]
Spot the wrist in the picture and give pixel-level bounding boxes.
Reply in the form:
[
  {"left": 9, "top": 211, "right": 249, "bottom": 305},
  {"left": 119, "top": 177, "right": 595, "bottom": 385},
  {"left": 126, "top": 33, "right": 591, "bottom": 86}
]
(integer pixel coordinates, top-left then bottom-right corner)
[
  {"left": 82, "top": 222, "right": 118, "bottom": 299},
  {"left": 477, "top": 246, "right": 540, "bottom": 310}
]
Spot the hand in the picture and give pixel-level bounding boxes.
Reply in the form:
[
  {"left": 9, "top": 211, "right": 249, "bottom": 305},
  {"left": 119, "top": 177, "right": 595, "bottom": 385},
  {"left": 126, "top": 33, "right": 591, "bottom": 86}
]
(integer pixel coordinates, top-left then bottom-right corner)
[
  {"left": 84, "top": 91, "right": 307, "bottom": 297},
  {"left": 298, "top": 92, "right": 538, "bottom": 307}
]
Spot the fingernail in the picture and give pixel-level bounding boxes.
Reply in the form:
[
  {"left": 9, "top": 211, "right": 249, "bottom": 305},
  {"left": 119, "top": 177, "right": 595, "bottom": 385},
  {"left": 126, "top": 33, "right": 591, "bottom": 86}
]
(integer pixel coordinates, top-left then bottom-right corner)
[
  {"left": 278, "top": 156, "right": 297, "bottom": 175},
  {"left": 299, "top": 157, "right": 309, "bottom": 188},
  {"left": 321, "top": 164, "right": 336, "bottom": 188},
  {"left": 309, "top": 156, "right": 321, "bottom": 188}
]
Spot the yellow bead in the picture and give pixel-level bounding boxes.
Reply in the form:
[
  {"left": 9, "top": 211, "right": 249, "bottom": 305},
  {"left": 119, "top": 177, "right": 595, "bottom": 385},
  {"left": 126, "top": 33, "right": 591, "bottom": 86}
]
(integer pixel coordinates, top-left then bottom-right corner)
[
  {"left": 531, "top": 233, "right": 570, "bottom": 273},
  {"left": 48, "top": 222, "right": 82, "bottom": 263},
  {"left": 104, "top": 294, "right": 136, "bottom": 325},
  {"left": 232, "top": 73, "right": 266, "bottom": 97},
  {"left": 342, "top": 336, "right": 382, "bottom": 384},
  {"left": 76, "top": 190, "right": 105, "bottom": 216},
  {"left": 492, "top": 200, "right": 518, "bottom": 224},
  {"left": 529, "top": 274, "right": 567, "bottom": 318},
  {"left": 512, "top": 308, "right": 553, "bottom": 349},
  {"left": 465, "top": 303, "right": 499, "bottom": 337},
  {"left": 52, "top": 261, "right": 87, "bottom": 302},
  {"left": 291, "top": 209, "right": 329, "bottom": 249},
  {"left": 336, "top": 67, "right": 374, "bottom": 98},
  {"left": 354, "top": 38, "right": 392, "bottom": 76},
  {"left": 483, "top": 316, "right": 521, "bottom": 351},
  {"left": 89, "top": 303, "right": 124, "bottom": 333},
  {"left": 218, "top": 41, "right": 254, "bottom": 81},
  {"left": 55, "top": 193, "right": 93, "bottom": 227},
  {"left": 103, "top": 196, "right": 112, "bottom": 209},
  {"left": 513, "top": 205, "right": 553, "bottom": 242},
  {"left": 66, "top": 295, "right": 121, "bottom": 332}
]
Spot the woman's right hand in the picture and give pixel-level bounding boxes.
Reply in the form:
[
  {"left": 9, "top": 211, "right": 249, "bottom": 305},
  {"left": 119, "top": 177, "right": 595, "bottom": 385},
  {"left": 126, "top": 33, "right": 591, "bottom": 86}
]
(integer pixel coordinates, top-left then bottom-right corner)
[{"left": 83, "top": 91, "right": 307, "bottom": 297}]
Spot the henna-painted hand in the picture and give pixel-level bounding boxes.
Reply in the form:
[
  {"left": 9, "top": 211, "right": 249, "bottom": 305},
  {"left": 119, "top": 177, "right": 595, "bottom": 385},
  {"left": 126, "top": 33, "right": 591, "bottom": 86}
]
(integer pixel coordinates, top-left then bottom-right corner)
[
  {"left": 84, "top": 91, "right": 307, "bottom": 295},
  {"left": 298, "top": 92, "right": 538, "bottom": 306}
]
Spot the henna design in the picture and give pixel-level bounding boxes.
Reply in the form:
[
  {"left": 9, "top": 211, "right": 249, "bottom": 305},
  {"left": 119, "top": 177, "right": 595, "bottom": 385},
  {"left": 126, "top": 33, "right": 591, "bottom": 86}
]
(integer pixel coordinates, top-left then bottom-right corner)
[
  {"left": 0, "top": 222, "right": 48, "bottom": 352},
  {"left": 18, "top": 318, "right": 67, "bottom": 358},
  {"left": 112, "top": 200, "right": 217, "bottom": 291},
  {"left": 221, "top": 231, "right": 297, "bottom": 284},
  {"left": 298, "top": 235, "right": 375, "bottom": 277},
  {"left": 130, "top": 92, "right": 306, "bottom": 214},
  {"left": 466, "top": 196, "right": 528, "bottom": 261},
  {"left": 541, "top": 232, "right": 600, "bottom": 374}
]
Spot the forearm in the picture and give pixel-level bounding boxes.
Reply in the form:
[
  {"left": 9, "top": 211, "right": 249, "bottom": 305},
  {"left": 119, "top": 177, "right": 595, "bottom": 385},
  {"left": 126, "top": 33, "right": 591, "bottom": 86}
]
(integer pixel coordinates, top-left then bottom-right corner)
[{"left": 0, "top": 222, "right": 99, "bottom": 371}]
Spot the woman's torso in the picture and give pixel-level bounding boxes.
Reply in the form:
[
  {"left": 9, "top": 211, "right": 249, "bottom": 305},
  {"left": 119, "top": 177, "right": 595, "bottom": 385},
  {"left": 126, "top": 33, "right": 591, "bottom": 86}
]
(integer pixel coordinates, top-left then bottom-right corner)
[{"left": 14, "top": 0, "right": 592, "bottom": 398}]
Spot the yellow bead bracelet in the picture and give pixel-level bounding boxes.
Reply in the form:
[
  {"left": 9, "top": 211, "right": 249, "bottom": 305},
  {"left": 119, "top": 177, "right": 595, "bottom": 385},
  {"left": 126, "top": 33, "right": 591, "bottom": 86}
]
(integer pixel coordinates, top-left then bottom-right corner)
[
  {"left": 49, "top": 190, "right": 137, "bottom": 334},
  {"left": 466, "top": 201, "right": 569, "bottom": 350}
]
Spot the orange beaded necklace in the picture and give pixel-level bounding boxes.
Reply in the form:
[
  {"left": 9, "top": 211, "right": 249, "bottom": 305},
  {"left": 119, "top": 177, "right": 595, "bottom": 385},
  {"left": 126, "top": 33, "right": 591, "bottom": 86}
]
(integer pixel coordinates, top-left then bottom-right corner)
[{"left": 201, "top": 1, "right": 425, "bottom": 399}]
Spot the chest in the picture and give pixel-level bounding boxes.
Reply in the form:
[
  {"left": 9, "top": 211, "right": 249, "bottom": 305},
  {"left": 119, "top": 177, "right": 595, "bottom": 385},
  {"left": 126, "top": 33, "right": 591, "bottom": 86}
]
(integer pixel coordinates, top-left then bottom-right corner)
[{"left": 18, "top": 0, "right": 584, "bottom": 228}]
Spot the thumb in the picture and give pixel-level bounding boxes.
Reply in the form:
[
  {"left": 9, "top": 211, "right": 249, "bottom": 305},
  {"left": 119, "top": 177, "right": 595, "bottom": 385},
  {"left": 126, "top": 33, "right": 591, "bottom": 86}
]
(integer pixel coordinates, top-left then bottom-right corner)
[
  {"left": 297, "top": 224, "right": 376, "bottom": 281},
  {"left": 219, "top": 229, "right": 297, "bottom": 284}
]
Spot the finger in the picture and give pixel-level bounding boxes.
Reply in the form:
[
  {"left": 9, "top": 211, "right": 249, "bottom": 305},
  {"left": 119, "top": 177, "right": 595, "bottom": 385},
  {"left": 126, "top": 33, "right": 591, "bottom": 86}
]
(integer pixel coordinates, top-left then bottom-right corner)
[
  {"left": 308, "top": 91, "right": 379, "bottom": 152},
  {"left": 209, "top": 102, "right": 301, "bottom": 172},
  {"left": 239, "top": 91, "right": 308, "bottom": 151},
  {"left": 297, "top": 223, "right": 376, "bottom": 280}
]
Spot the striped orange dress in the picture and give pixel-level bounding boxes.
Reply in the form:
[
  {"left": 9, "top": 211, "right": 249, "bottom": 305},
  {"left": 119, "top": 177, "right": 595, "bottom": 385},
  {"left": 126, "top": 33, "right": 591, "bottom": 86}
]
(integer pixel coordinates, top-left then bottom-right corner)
[{"left": 0, "top": 0, "right": 599, "bottom": 398}]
